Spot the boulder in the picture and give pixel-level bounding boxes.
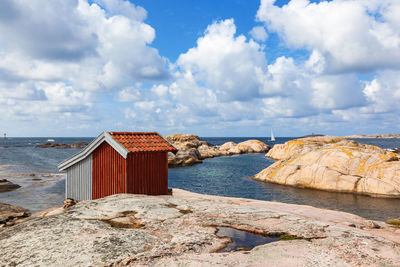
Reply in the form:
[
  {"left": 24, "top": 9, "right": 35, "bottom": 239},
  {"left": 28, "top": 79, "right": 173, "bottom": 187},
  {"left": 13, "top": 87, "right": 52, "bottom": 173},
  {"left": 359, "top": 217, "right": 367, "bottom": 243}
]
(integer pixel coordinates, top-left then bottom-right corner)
[
  {"left": 235, "top": 140, "right": 271, "bottom": 153},
  {"left": 254, "top": 136, "right": 400, "bottom": 197},
  {"left": 197, "top": 144, "right": 221, "bottom": 158},
  {"left": 0, "top": 179, "right": 20, "bottom": 193},
  {"left": 165, "top": 134, "right": 203, "bottom": 149},
  {"left": 219, "top": 142, "right": 236, "bottom": 151},
  {"left": 168, "top": 148, "right": 203, "bottom": 167}
]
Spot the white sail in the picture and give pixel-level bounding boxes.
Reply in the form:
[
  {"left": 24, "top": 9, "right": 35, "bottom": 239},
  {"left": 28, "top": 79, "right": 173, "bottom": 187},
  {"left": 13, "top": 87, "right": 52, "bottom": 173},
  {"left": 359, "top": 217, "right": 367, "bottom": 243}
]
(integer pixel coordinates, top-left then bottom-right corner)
[{"left": 270, "top": 129, "right": 275, "bottom": 142}]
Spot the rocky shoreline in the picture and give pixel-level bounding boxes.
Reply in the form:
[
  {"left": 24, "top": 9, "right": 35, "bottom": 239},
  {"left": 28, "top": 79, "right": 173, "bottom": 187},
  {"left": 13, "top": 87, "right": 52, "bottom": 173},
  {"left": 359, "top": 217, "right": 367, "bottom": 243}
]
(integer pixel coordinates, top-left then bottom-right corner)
[
  {"left": 254, "top": 136, "right": 400, "bottom": 197},
  {"left": 165, "top": 134, "right": 271, "bottom": 167},
  {"left": 1, "top": 189, "right": 400, "bottom": 266}
]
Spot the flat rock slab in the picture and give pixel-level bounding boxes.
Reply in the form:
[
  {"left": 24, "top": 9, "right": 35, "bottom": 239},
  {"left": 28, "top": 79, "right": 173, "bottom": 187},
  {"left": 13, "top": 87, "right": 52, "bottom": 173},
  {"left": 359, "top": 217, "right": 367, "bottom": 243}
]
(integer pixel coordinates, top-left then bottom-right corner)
[{"left": 1, "top": 189, "right": 400, "bottom": 266}]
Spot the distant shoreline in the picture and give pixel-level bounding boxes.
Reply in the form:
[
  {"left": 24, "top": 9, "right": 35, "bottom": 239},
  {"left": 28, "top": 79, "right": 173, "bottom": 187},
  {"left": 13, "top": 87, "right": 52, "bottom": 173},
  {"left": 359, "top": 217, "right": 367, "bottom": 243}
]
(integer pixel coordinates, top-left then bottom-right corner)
[{"left": 345, "top": 134, "right": 400, "bottom": 139}]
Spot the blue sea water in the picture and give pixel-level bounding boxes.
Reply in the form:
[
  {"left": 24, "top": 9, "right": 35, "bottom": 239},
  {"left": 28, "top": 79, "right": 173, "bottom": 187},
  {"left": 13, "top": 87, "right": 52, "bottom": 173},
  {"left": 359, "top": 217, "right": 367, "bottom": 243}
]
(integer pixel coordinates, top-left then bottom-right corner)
[{"left": 1, "top": 136, "right": 400, "bottom": 220}]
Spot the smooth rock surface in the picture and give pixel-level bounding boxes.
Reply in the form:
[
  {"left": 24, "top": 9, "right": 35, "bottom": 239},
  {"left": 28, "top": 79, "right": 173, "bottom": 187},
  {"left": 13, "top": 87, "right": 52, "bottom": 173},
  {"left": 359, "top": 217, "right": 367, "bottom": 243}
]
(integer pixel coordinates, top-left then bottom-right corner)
[
  {"left": 255, "top": 136, "right": 400, "bottom": 197},
  {"left": 1, "top": 189, "right": 400, "bottom": 266},
  {"left": 166, "top": 134, "right": 270, "bottom": 167}
]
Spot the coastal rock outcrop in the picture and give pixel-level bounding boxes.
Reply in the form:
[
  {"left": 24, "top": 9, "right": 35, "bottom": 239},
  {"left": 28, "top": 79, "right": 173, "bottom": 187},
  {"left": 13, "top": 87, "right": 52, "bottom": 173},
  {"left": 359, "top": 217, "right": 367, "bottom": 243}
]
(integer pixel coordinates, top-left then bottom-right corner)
[
  {"left": 227, "top": 139, "right": 271, "bottom": 154},
  {"left": 0, "top": 178, "right": 20, "bottom": 193},
  {"left": 165, "top": 134, "right": 208, "bottom": 167},
  {"left": 165, "top": 134, "right": 271, "bottom": 167},
  {"left": 35, "top": 142, "right": 88, "bottom": 149},
  {"left": 1, "top": 189, "right": 400, "bottom": 266},
  {"left": 254, "top": 136, "right": 400, "bottom": 197}
]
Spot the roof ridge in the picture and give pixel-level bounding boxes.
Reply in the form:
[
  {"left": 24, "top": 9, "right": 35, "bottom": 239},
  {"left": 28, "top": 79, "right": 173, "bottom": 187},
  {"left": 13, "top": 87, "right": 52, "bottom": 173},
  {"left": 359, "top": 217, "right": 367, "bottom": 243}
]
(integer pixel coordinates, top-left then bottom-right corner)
[
  {"left": 108, "top": 131, "right": 177, "bottom": 153},
  {"left": 109, "top": 131, "right": 158, "bottom": 135}
]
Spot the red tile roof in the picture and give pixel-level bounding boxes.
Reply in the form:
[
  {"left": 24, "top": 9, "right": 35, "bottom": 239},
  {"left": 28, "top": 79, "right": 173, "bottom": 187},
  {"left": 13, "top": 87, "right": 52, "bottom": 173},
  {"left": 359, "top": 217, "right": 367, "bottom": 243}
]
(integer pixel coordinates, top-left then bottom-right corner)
[{"left": 109, "top": 132, "right": 177, "bottom": 153}]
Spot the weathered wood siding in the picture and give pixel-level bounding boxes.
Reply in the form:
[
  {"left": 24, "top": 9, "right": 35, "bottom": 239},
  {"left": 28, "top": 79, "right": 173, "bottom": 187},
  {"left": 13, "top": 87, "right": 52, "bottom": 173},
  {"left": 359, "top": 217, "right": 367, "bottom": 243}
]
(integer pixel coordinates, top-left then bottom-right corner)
[
  {"left": 92, "top": 142, "right": 127, "bottom": 199},
  {"left": 66, "top": 154, "right": 92, "bottom": 201},
  {"left": 126, "top": 151, "right": 168, "bottom": 195}
]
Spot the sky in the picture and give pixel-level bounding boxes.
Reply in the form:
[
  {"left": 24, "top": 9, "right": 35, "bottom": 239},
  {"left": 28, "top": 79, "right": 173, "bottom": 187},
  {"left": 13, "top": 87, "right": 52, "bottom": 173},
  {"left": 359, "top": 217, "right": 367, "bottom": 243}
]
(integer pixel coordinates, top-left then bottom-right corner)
[{"left": 0, "top": 0, "right": 399, "bottom": 137}]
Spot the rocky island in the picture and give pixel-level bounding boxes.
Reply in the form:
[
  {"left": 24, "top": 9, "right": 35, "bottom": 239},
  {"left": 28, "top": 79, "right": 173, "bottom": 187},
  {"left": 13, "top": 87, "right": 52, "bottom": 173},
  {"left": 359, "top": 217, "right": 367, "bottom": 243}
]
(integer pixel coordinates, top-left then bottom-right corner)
[
  {"left": 254, "top": 136, "right": 400, "bottom": 197},
  {"left": 165, "top": 134, "right": 270, "bottom": 167},
  {"left": 346, "top": 134, "right": 400, "bottom": 139},
  {"left": 35, "top": 141, "right": 88, "bottom": 149},
  {"left": 1, "top": 189, "right": 400, "bottom": 266}
]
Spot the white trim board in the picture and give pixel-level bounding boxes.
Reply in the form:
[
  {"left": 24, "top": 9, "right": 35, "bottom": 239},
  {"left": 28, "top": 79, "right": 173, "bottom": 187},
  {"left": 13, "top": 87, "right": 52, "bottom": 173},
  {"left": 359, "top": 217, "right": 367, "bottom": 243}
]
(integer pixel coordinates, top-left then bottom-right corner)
[{"left": 58, "top": 132, "right": 129, "bottom": 171}]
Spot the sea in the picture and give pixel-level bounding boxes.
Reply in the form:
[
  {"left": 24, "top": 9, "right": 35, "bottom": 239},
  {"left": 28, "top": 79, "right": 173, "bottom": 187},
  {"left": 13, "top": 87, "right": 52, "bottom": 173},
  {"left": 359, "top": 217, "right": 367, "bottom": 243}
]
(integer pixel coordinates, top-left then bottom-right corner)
[{"left": 1, "top": 136, "right": 400, "bottom": 221}]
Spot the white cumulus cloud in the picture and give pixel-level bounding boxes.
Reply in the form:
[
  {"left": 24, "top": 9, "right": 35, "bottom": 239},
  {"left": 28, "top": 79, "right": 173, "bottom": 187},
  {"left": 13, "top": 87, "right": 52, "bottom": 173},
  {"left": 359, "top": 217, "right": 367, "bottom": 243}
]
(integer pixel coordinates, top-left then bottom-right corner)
[
  {"left": 0, "top": 0, "right": 170, "bottom": 134},
  {"left": 257, "top": 0, "right": 400, "bottom": 73},
  {"left": 249, "top": 26, "right": 268, "bottom": 42}
]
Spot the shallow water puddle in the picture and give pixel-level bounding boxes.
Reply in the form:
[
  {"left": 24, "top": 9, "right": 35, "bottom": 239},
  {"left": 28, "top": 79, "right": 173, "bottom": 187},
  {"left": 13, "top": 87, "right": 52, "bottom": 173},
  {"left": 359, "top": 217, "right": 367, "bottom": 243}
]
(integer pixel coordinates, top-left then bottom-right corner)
[{"left": 215, "top": 226, "right": 280, "bottom": 252}]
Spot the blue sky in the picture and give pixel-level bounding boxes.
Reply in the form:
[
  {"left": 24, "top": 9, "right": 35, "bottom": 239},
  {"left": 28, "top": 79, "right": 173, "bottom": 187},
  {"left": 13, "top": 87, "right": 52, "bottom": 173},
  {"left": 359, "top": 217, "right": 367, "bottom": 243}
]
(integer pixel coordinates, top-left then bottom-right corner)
[
  {"left": 0, "top": 0, "right": 399, "bottom": 137},
  {"left": 133, "top": 0, "right": 263, "bottom": 61}
]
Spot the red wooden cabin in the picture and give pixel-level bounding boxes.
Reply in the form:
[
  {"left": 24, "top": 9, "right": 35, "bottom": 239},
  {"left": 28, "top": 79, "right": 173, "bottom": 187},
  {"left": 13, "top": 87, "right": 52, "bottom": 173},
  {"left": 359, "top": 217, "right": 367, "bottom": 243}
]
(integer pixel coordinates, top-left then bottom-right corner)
[{"left": 58, "top": 132, "right": 177, "bottom": 201}]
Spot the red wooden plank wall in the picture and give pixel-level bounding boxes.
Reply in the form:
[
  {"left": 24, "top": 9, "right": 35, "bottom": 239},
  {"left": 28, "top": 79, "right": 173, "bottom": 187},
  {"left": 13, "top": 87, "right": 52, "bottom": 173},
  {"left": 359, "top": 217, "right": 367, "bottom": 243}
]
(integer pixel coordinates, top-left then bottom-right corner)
[
  {"left": 92, "top": 142, "right": 127, "bottom": 199},
  {"left": 126, "top": 151, "right": 168, "bottom": 195}
]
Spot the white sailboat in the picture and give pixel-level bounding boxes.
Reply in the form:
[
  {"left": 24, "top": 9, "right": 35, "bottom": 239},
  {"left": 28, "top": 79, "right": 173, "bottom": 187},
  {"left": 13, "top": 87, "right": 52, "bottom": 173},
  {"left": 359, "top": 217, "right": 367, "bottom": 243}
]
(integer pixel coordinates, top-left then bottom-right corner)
[{"left": 270, "top": 129, "right": 275, "bottom": 142}]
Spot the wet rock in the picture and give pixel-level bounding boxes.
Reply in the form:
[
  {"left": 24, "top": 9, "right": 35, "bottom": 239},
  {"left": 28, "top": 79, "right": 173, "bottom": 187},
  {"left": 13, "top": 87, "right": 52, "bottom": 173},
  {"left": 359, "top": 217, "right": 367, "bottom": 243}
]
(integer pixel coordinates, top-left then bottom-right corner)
[
  {"left": 35, "top": 142, "right": 88, "bottom": 149},
  {"left": 0, "top": 203, "right": 30, "bottom": 227},
  {"left": 1, "top": 190, "right": 400, "bottom": 266},
  {"left": 0, "top": 178, "right": 20, "bottom": 193},
  {"left": 254, "top": 136, "right": 400, "bottom": 197}
]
